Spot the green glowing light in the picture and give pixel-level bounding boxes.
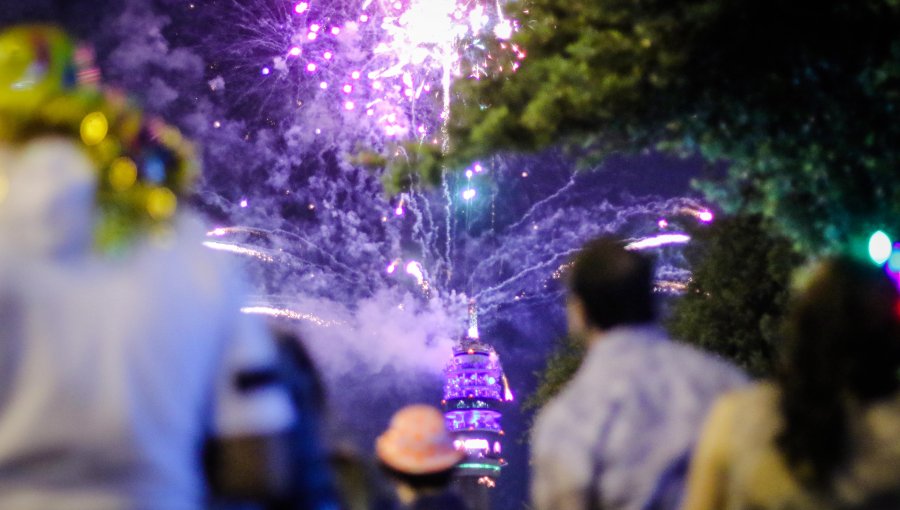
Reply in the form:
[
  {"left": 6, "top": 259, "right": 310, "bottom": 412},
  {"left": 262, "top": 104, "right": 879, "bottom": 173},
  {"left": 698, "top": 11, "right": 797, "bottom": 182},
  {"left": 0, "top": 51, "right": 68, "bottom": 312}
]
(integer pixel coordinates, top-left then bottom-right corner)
[{"left": 458, "top": 463, "right": 501, "bottom": 472}]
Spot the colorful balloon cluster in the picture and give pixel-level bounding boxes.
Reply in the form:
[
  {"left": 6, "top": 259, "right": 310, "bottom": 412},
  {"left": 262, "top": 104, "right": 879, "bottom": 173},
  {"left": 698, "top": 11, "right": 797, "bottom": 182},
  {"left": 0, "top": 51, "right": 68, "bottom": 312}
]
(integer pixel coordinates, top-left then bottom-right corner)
[{"left": 0, "top": 25, "right": 198, "bottom": 251}]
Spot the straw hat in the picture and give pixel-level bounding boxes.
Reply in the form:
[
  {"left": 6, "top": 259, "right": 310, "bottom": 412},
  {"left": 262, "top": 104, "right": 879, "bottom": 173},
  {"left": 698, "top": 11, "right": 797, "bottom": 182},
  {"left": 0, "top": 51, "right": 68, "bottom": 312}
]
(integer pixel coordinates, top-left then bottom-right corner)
[{"left": 376, "top": 405, "right": 464, "bottom": 475}]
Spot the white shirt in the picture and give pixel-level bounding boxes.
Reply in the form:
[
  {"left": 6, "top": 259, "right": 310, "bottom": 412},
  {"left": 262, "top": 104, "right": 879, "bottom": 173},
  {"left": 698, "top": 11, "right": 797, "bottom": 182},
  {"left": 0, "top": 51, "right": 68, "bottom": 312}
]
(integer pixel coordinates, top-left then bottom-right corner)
[
  {"left": 531, "top": 325, "right": 747, "bottom": 510},
  {"left": 0, "top": 138, "right": 294, "bottom": 509}
]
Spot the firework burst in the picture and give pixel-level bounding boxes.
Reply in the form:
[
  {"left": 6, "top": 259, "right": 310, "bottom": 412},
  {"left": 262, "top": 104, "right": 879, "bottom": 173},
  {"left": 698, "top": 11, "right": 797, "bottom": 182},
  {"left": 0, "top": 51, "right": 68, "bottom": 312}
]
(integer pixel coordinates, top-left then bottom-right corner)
[{"left": 207, "top": 0, "right": 521, "bottom": 144}]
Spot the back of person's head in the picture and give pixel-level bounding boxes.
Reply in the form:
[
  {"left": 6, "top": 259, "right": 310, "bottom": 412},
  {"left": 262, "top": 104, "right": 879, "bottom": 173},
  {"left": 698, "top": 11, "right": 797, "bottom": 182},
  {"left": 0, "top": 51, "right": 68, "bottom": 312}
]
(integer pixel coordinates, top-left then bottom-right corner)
[
  {"left": 777, "top": 256, "right": 900, "bottom": 489},
  {"left": 568, "top": 236, "right": 656, "bottom": 330}
]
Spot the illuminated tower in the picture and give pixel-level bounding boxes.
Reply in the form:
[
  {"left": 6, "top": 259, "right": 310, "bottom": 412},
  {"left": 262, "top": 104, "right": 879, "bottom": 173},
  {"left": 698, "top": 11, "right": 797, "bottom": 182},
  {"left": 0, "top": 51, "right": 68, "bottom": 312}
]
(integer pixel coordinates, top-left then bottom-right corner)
[{"left": 442, "top": 302, "right": 513, "bottom": 510}]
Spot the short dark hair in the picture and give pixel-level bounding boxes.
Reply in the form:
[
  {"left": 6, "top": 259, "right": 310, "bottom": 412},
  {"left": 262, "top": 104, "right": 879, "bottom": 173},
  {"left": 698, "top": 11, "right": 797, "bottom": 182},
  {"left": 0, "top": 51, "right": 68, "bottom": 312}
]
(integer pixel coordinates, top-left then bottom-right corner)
[
  {"left": 568, "top": 237, "right": 656, "bottom": 329},
  {"left": 378, "top": 462, "right": 456, "bottom": 491}
]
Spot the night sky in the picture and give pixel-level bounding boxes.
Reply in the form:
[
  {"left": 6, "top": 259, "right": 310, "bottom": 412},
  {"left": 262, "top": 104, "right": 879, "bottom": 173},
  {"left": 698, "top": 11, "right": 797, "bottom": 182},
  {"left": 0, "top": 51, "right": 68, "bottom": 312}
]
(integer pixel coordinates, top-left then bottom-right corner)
[{"left": 1, "top": 1, "right": 715, "bottom": 507}]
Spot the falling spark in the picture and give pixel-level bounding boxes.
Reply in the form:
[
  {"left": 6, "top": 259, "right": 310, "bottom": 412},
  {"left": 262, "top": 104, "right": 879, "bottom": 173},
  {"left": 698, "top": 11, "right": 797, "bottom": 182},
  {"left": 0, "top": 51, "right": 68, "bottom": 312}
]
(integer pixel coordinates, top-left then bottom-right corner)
[
  {"left": 625, "top": 234, "right": 691, "bottom": 251},
  {"left": 406, "top": 260, "right": 425, "bottom": 285},
  {"left": 502, "top": 374, "right": 514, "bottom": 401},
  {"left": 240, "top": 306, "right": 341, "bottom": 327},
  {"left": 654, "top": 280, "right": 689, "bottom": 294},
  {"left": 202, "top": 241, "right": 276, "bottom": 262}
]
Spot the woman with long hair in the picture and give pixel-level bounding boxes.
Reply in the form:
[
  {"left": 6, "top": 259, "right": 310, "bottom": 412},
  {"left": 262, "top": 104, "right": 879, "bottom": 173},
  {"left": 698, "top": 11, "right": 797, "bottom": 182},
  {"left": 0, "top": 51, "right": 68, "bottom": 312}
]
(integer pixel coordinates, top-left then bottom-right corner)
[{"left": 682, "top": 257, "right": 900, "bottom": 510}]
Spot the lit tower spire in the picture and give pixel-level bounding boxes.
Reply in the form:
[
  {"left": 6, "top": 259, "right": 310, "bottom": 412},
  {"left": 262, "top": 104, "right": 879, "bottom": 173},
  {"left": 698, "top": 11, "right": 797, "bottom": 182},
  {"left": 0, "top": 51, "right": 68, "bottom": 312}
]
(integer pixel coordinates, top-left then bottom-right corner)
[
  {"left": 442, "top": 300, "right": 512, "bottom": 510},
  {"left": 467, "top": 299, "right": 479, "bottom": 339}
]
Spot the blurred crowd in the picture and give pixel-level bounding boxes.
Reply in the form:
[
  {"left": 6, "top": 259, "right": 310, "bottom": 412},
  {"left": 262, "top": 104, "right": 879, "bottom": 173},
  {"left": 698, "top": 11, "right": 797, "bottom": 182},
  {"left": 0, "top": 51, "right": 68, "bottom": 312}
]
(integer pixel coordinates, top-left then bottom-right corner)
[{"left": 2, "top": 24, "right": 900, "bottom": 510}]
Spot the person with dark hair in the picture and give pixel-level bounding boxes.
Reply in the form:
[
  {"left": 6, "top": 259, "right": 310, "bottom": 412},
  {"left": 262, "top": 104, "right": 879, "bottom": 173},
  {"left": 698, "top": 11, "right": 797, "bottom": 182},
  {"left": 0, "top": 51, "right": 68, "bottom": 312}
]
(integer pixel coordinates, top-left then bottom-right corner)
[
  {"left": 531, "top": 237, "right": 747, "bottom": 510},
  {"left": 682, "top": 257, "right": 900, "bottom": 510},
  {"left": 375, "top": 405, "right": 468, "bottom": 510},
  {"left": 330, "top": 443, "right": 398, "bottom": 510},
  {"left": 234, "top": 327, "right": 342, "bottom": 510}
]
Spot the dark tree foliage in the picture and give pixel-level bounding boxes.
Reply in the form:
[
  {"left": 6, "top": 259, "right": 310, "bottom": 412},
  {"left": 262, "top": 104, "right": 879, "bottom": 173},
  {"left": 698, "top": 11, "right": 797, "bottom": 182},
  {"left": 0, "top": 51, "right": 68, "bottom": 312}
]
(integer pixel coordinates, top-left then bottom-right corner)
[
  {"left": 444, "top": 0, "right": 900, "bottom": 254},
  {"left": 523, "top": 334, "right": 586, "bottom": 413},
  {"left": 667, "top": 214, "right": 802, "bottom": 377}
]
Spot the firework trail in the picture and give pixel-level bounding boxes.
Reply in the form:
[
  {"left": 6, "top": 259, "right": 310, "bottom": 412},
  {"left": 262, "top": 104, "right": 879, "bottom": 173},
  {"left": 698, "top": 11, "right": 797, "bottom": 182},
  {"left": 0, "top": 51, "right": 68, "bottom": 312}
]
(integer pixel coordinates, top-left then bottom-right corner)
[
  {"left": 625, "top": 233, "right": 691, "bottom": 251},
  {"left": 202, "top": 0, "right": 527, "bottom": 309},
  {"left": 502, "top": 174, "right": 577, "bottom": 234},
  {"left": 193, "top": 1, "right": 719, "bottom": 340},
  {"left": 211, "top": 0, "right": 522, "bottom": 141},
  {"left": 241, "top": 305, "right": 344, "bottom": 327}
]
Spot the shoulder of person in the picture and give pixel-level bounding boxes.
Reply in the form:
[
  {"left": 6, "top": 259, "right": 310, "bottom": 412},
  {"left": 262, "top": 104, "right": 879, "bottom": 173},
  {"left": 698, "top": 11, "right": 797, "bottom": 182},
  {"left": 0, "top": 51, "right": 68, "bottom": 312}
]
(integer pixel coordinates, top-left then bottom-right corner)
[
  {"left": 711, "top": 382, "right": 779, "bottom": 425},
  {"left": 665, "top": 339, "right": 751, "bottom": 383}
]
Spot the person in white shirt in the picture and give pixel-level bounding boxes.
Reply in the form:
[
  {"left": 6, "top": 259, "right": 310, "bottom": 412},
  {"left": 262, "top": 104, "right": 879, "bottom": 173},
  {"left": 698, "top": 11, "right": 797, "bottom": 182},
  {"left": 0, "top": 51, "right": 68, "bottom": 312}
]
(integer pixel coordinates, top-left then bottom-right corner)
[
  {"left": 0, "top": 25, "right": 295, "bottom": 510},
  {"left": 530, "top": 237, "right": 747, "bottom": 510}
]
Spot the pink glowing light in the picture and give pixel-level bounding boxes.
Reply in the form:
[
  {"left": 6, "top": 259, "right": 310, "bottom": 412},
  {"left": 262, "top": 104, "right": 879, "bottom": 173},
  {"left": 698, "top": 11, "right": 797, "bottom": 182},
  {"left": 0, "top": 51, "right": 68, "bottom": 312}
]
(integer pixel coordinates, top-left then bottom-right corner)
[
  {"left": 494, "top": 20, "right": 513, "bottom": 39},
  {"left": 462, "top": 439, "right": 490, "bottom": 450}
]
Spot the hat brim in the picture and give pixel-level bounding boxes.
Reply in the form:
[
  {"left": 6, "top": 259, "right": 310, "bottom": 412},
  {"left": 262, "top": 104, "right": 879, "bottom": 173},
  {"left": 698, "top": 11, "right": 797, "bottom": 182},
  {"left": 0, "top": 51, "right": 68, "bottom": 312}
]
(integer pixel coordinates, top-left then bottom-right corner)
[{"left": 376, "top": 436, "right": 465, "bottom": 475}]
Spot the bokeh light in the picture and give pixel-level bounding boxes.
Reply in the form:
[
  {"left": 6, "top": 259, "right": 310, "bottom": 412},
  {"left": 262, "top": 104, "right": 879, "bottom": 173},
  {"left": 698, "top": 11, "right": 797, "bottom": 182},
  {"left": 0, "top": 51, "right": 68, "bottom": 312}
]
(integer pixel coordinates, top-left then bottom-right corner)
[
  {"left": 868, "top": 230, "right": 892, "bottom": 265},
  {"left": 80, "top": 111, "right": 108, "bottom": 146},
  {"left": 888, "top": 249, "right": 900, "bottom": 272},
  {"left": 146, "top": 188, "right": 177, "bottom": 219},
  {"left": 108, "top": 157, "right": 138, "bottom": 191}
]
